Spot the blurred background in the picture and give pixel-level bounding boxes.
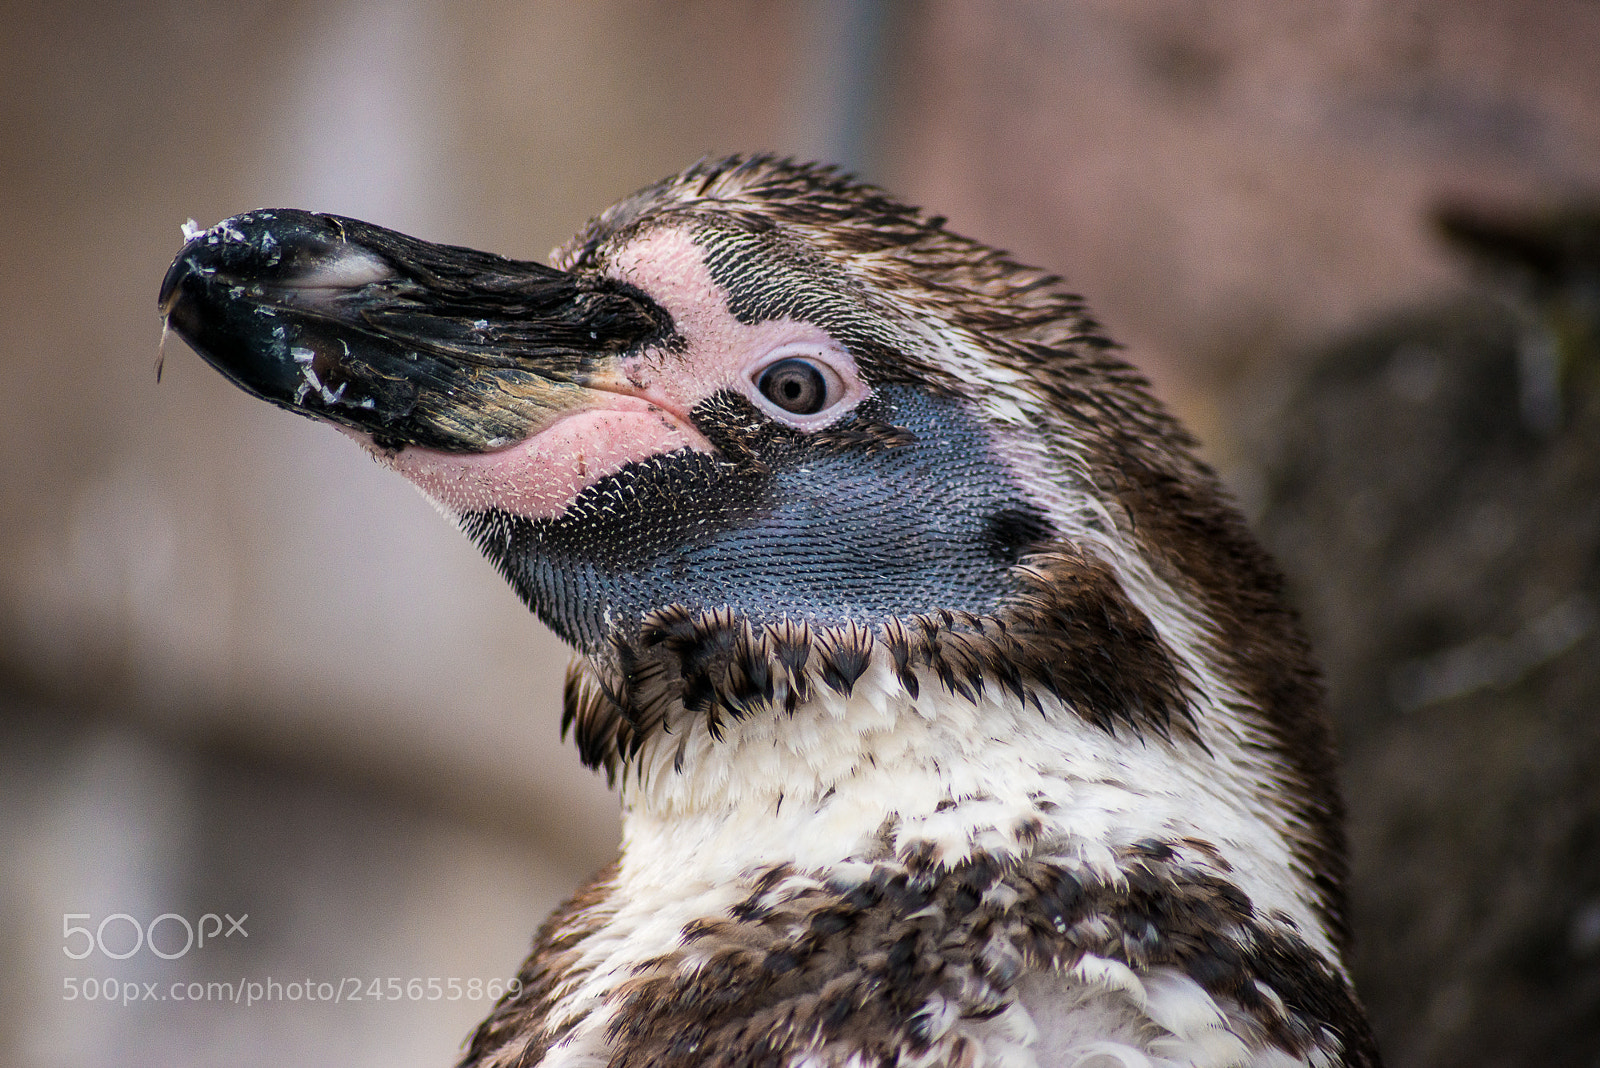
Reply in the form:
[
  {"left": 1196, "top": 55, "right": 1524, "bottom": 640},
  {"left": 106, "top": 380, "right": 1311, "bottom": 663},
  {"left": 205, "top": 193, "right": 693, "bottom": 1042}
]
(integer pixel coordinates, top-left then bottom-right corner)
[{"left": 2, "top": 2, "right": 1598, "bottom": 1065}]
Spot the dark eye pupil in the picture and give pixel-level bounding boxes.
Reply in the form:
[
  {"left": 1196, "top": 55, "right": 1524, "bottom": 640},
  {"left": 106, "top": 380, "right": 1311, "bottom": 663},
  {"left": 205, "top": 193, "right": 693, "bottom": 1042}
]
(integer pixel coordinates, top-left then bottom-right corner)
[{"left": 757, "top": 358, "right": 828, "bottom": 415}]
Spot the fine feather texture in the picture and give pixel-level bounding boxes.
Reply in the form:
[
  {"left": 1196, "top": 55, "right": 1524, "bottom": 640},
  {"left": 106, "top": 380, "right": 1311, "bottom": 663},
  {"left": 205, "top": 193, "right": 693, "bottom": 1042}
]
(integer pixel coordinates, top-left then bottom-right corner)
[
  {"left": 472, "top": 157, "right": 1369, "bottom": 1065},
  {"left": 162, "top": 154, "right": 1377, "bottom": 1066},
  {"left": 547, "top": 155, "right": 1349, "bottom": 945}
]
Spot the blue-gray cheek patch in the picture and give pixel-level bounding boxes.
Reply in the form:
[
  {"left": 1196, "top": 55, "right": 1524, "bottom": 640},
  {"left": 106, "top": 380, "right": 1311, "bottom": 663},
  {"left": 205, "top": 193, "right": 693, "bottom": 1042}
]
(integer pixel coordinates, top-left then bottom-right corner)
[{"left": 461, "top": 384, "right": 1052, "bottom": 652}]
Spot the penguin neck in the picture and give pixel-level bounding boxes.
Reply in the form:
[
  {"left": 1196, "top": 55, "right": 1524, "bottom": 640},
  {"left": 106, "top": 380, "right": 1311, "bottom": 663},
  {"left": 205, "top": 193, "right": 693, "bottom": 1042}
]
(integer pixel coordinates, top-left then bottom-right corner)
[
  {"left": 609, "top": 645, "right": 1338, "bottom": 966},
  {"left": 618, "top": 651, "right": 1051, "bottom": 884}
]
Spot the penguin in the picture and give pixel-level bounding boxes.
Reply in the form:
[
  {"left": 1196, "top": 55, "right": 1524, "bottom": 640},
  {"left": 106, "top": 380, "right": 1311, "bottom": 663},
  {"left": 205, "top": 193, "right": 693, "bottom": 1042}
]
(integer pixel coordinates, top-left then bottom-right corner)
[{"left": 160, "top": 155, "right": 1379, "bottom": 1067}]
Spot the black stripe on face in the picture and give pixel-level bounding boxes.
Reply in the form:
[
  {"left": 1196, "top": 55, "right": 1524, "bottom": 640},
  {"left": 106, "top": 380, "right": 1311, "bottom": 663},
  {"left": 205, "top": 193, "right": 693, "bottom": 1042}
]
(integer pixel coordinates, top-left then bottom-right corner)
[{"left": 458, "top": 385, "right": 1051, "bottom": 653}]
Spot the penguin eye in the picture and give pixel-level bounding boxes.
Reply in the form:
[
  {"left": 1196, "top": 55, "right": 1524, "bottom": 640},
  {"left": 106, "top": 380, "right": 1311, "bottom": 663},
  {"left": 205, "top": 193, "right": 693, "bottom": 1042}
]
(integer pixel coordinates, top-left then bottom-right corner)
[{"left": 756, "top": 357, "right": 840, "bottom": 416}]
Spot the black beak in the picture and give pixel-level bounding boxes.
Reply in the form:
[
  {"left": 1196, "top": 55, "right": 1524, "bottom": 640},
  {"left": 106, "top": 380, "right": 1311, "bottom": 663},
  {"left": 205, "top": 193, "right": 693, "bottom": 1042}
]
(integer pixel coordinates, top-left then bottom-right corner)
[{"left": 159, "top": 210, "right": 671, "bottom": 452}]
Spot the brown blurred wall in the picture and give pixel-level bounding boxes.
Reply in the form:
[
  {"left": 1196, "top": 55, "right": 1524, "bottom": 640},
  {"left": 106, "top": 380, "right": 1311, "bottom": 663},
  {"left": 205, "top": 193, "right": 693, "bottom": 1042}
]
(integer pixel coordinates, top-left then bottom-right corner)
[{"left": 2, "top": 3, "right": 1597, "bottom": 1066}]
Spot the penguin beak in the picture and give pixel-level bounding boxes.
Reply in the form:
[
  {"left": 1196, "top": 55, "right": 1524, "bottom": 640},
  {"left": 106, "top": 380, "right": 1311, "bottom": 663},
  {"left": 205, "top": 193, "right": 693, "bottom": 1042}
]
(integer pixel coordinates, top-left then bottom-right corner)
[{"left": 159, "top": 210, "right": 671, "bottom": 453}]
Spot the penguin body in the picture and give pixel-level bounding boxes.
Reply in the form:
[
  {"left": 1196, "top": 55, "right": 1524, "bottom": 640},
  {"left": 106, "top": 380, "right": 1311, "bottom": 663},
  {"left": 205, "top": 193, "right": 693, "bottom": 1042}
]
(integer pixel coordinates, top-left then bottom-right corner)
[{"left": 161, "top": 156, "right": 1378, "bottom": 1067}]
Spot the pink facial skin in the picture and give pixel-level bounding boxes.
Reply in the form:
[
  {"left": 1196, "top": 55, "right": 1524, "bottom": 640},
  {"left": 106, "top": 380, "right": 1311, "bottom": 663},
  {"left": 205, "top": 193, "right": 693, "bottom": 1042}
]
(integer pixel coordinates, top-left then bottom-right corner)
[
  {"left": 366, "top": 226, "right": 869, "bottom": 522},
  {"left": 372, "top": 394, "right": 713, "bottom": 520}
]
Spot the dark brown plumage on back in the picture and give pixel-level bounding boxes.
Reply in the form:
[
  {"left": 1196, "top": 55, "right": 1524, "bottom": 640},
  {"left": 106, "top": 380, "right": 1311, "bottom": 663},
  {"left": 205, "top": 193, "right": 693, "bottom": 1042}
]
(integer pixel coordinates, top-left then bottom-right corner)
[{"left": 162, "top": 156, "right": 1377, "bottom": 1066}]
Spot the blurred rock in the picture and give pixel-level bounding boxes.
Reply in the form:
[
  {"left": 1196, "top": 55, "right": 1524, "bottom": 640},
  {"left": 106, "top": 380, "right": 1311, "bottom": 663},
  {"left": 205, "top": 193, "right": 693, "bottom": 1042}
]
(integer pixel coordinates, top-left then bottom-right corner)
[{"left": 1237, "top": 200, "right": 1600, "bottom": 1066}]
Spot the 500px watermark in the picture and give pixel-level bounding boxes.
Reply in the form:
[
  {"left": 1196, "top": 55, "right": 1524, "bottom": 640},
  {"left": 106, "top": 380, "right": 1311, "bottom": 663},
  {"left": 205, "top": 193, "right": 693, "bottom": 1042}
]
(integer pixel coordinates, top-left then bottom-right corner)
[
  {"left": 63, "top": 912, "right": 247, "bottom": 960},
  {"left": 62, "top": 975, "right": 523, "bottom": 1007}
]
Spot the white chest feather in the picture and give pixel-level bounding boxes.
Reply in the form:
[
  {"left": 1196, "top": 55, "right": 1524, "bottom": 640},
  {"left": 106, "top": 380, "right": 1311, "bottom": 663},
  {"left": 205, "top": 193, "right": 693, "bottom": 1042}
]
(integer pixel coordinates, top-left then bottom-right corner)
[{"left": 523, "top": 648, "right": 1339, "bottom": 1068}]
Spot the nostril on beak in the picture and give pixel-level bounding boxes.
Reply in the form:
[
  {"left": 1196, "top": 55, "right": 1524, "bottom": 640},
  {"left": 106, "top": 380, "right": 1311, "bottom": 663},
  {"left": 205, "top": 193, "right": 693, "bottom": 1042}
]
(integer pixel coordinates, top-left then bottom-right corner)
[
  {"left": 280, "top": 243, "right": 395, "bottom": 293},
  {"left": 159, "top": 210, "right": 398, "bottom": 322}
]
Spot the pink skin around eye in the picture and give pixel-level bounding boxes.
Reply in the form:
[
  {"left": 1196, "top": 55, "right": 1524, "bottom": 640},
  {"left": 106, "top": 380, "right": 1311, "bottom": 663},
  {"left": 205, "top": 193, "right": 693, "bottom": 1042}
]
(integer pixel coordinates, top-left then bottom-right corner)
[
  {"left": 367, "top": 225, "right": 868, "bottom": 522},
  {"left": 600, "top": 227, "right": 868, "bottom": 427}
]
